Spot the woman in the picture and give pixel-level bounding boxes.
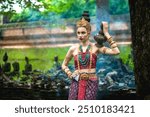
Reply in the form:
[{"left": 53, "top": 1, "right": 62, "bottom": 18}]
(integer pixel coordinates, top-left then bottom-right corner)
[{"left": 62, "top": 18, "right": 120, "bottom": 100}]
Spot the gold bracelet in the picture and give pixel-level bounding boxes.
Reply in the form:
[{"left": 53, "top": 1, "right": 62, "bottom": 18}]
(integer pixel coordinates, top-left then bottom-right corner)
[
  {"left": 67, "top": 71, "right": 72, "bottom": 78},
  {"left": 107, "top": 36, "right": 113, "bottom": 43},
  {"left": 62, "top": 66, "right": 68, "bottom": 71},
  {"left": 111, "top": 45, "right": 118, "bottom": 48},
  {"left": 64, "top": 68, "right": 69, "bottom": 72},
  {"left": 66, "top": 70, "right": 71, "bottom": 74},
  {"left": 110, "top": 41, "right": 116, "bottom": 46},
  {"left": 63, "top": 67, "right": 72, "bottom": 78},
  {"left": 111, "top": 43, "right": 118, "bottom": 48}
]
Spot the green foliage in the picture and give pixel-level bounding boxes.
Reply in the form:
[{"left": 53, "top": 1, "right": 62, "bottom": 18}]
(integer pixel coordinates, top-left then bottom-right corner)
[
  {"left": 10, "top": 8, "right": 42, "bottom": 22},
  {"left": 10, "top": 9, "right": 63, "bottom": 22},
  {"left": 118, "top": 45, "right": 134, "bottom": 69},
  {"left": 109, "top": 0, "right": 129, "bottom": 15},
  {"left": 61, "top": 0, "right": 96, "bottom": 18},
  {"left": 0, "top": 0, "right": 41, "bottom": 15},
  {"left": 1, "top": 0, "right": 129, "bottom": 19},
  {"left": 41, "top": 0, "right": 75, "bottom": 13},
  {"left": 2, "top": 0, "right": 96, "bottom": 22}
]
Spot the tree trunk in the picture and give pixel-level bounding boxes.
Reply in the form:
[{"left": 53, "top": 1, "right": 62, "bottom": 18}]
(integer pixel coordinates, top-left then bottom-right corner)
[
  {"left": 129, "top": 0, "right": 150, "bottom": 99},
  {"left": 96, "top": 0, "right": 109, "bottom": 31}
]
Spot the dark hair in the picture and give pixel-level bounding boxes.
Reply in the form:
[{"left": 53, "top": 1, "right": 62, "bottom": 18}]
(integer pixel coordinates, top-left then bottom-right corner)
[{"left": 81, "top": 11, "right": 90, "bottom": 22}]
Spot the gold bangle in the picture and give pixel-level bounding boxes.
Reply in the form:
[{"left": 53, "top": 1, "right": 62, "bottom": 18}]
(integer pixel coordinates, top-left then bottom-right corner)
[
  {"left": 64, "top": 68, "right": 69, "bottom": 72},
  {"left": 111, "top": 43, "right": 118, "bottom": 48},
  {"left": 107, "top": 36, "right": 113, "bottom": 43},
  {"left": 67, "top": 71, "right": 72, "bottom": 77},
  {"left": 112, "top": 46, "right": 117, "bottom": 48},
  {"left": 66, "top": 70, "right": 71, "bottom": 74},
  {"left": 62, "top": 66, "right": 68, "bottom": 71},
  {"left": 110, "top": 41, "right": 116, "bottom": 46},
  {"left": 111, "top": 45, "right": 118, "bottom": 48}
]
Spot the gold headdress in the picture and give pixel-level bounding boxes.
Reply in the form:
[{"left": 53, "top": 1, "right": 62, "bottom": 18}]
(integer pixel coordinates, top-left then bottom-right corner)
[{"left": 76, "top": 18, "right": 91, "bottom": 32}]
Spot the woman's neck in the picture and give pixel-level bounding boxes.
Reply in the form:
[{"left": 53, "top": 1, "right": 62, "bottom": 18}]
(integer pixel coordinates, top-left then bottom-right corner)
[{"left": 80, "top": 40, "right": 90, "bottom": 47}]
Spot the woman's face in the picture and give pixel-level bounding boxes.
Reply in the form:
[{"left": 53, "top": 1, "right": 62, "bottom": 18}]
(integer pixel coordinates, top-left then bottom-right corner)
[{"left": 77, "top": 27, "right": 89, "bottom": 43}]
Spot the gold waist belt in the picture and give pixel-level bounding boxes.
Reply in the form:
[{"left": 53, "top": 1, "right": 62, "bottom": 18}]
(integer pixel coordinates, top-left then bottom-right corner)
[{"left": 79, "top": 73, "right": 97, "bottom": 80}]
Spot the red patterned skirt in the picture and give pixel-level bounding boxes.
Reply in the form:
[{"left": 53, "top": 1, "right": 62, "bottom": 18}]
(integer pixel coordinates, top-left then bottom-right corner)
[{"left": 68, "top": 78, "right": 99, "bottom": 100}]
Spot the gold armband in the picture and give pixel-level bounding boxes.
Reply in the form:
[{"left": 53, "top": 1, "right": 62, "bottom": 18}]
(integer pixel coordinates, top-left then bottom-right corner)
[
  {"left": 64, "top": 68, "right": 69, "bottom": 73},
  {"left": 107, "top": 36, "right": 113, "bottom": 43},
  {"left": 66, "top": 70, "right": 71, "bottom": 74},
  {"left": 110, "top": 41, "right": 116, "bottom": 45},
  {"left": 67, "top": 71, "right": 72, "bottom": 78},
  {"left": 64, "top": 68, "right": 72, "bottom": 78},
  {"left": 110, "top": 42, "right": 118, "bottom": 48}
]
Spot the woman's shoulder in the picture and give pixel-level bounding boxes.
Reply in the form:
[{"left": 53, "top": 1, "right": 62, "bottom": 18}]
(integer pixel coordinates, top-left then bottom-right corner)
[
  {"left": 90, "top": 42, "right": 103, "bottom": 54},
  {"left": 69, "top": 44, "right": 79, "bottom": 51},
  {"left": 91, "top": 42, "right": 104, "bottom": 49},
  {"left": 90, "top": 42, "right": 99, "bottom": 48}
]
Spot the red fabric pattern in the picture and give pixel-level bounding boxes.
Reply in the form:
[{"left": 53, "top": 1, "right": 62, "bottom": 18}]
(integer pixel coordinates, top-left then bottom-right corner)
[
  {"left": 68, "top": 79, "right": 98, "bottom": 100},
  {"left": 72, "top": 52, "right": 97, "bottom": 100},
  {"left": 74, "top": 52, "right": 97, "bottom": 70},
  {"left": 77, "top": 80, "right": 87, "bottom": 100}
]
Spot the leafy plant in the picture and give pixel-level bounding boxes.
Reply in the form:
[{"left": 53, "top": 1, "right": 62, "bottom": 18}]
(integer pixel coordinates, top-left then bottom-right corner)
[
  {"left": 118, "top": 45, "right": 134, "bottom": 69},
  {"left": 1, "top": 0, "right": 96, "bottom": 23},
  {"left": 109, "top": 0, "right": 129, "bottom": 15}
]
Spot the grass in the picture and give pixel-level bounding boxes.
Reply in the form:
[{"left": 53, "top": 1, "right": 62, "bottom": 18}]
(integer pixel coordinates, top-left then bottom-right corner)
[
  {"left": 0, "top": 47, "right": 73, "bottom": 72},
  {"left": 0, "top": 45, "right": 133, "bottom": 72}
]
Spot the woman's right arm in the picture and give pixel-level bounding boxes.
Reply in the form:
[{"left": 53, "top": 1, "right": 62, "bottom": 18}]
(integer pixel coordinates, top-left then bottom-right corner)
[{"left": 62, "top": 46, "right": 75, "bottom": 78}]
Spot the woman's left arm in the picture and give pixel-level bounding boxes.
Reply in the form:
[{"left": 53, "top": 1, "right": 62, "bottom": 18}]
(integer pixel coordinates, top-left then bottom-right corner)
[{"left": 99, "top": 22, "right": 120, "bottom": 55}]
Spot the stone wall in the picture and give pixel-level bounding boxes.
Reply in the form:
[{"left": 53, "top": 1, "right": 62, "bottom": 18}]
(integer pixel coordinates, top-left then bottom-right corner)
[{"left": 0, "top": 15, "right": 131, "bottom": 48}]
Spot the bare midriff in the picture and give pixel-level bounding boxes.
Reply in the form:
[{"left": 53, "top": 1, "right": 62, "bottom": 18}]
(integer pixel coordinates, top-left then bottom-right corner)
[{"left": 74, "top": 68, "right": 96, "bottom": 74}]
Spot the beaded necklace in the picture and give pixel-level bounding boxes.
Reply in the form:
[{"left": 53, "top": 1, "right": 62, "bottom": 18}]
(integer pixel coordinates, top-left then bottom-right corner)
[
  {"left": 78, "top": 45, "right": 90, "bottom": 67},
  {"left": 77, "top": 44, "right": 92, "bottom": 71}
]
